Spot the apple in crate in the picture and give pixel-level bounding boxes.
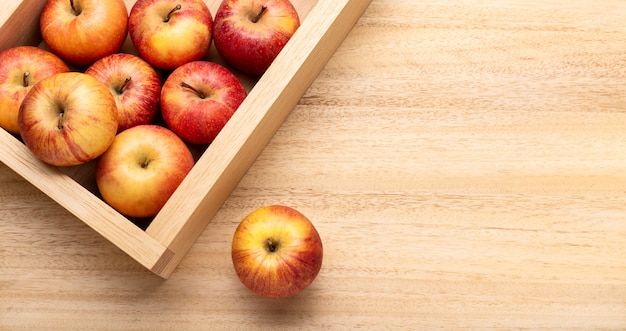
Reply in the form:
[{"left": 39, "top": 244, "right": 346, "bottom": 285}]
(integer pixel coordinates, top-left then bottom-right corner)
[
  {"left": 129, "top": 0, "right": 213, "bottom": 70},
  {"left": 18, "top": 72, "right": 118, "bottom": 167},
  {"left": 85, "top": 53, "right": 162, "bottom": 132},
  {"left": 160, "top": 61, "right": 246, "bottom": 145},
  {"left": 39, "top": 0, "right": 128, "bottom": 66},
  {"left": 213, "top": 0, "right": 300, "bottom": 75},
  {"left": 0, "top": 46, "right": 69, "bottom": 135},
  {"left": 95, "top": 124, "right": 194, "bottom": 218},
  {"left": 232, "top": 205, "right": 323, "bottom": 298}
]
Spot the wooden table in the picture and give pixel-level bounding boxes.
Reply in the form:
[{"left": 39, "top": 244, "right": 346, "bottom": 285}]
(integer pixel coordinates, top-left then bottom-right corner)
[{"left": 2, "top": 0, "right": 625, "bottom": 329}]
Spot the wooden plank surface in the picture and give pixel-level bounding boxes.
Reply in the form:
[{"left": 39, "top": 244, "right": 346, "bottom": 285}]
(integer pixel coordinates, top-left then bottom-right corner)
[
  {"left": 1, "top": 0, "right": 625, "bottom": 329},
  {"left": 0, "top": 0, "right": 46, "bottom": 49}
]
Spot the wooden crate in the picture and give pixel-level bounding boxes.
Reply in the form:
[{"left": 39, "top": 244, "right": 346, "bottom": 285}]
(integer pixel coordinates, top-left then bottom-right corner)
[{"left": 0, "top": 0, "right": 371, "bottom": 278}]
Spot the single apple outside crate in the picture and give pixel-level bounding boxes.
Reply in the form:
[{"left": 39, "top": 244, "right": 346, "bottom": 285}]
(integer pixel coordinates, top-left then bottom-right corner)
[{"left": 0, "top": 0, "right": 371, "bottom": 278}]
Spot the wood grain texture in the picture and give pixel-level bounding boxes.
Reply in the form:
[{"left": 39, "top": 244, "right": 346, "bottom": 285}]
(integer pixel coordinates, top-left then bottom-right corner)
[
  {"left": 0, "top": 0, "right": 46, "bottom": 49},
  {"left": 1, "top": 0, "right": 625, "bottom": 329}
]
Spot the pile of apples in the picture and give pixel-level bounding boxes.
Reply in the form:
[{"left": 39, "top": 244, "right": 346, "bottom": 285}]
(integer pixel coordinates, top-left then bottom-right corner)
[
  {"left": 0, "top": 0, "right": 324, "bottom": 299},
  {"left": 0, "top": 0, "right": 300, "bottom": 218}
]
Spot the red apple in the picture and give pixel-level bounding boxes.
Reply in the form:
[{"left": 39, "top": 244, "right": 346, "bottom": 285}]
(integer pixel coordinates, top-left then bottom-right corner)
[
  {"left": 160, "top": 61, "right": 246, "bottom": 145},
  {"left": 0, "top": 46, "right": 69, "bottom": 135},
  {"left": 128, "top": 0, "right": 213, "bottom": 70},
  {"left": 213, "top": 0, "right": 300, "bottom": 75},
  {"left": 85, "top": 53, "right": 161, "bottom": 132},
  {"left": 39, "top": 0, "right": 128, "bottom": 67},
  {"left": 95, "top": 124, "right": 194, "bottom": 218},
  {"left": 232, "top": 205, "right": 323, "bottom": 298},
  {"left": 18, "top": 72, "right": 118, "bottom": 166}
]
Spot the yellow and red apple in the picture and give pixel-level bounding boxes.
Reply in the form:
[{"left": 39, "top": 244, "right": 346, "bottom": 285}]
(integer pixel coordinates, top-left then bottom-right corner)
[
  {"left": 160, "top": 61, "right": 247, "bottom": 145},
  {"left": 95, "top": 124, "right": 195, "bottom": 218},
  {"left": 232, "top": 205, "right": 324, "bottom": 298},
  {"left": 39, "top": 0, "right": 128, "bottom": 67},
  {"left": 213, "top": 0, "right": 300, "bottom": 75},
  {"left": 0, "top": 46, "right": 69, "bottom": 135},
  {"left": 85, "top": 53, "right": 162, "bottom": 132},
  {"left": 18, "top": 72, "right": 118, "bottom": 166},
  {"left": 129, "top": 0, "right": 213, "bottom": 70}
]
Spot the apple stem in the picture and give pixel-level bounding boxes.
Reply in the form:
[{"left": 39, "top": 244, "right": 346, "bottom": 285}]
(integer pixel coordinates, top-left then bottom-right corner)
[
  {"left": 266, "top": 238, "right": 278, "bottom": 253},
  {"left": 180, "top": 82, "right": 206, "bottom": 99},
  {"left": 70, "top": 0, "right": 81, "bottom": 15},
  {"left": 141, "top": 158, "right": 151, "bottom": 169},
  {"left": 118, "top": 77, "right": 132, "bottom": 95},
  {"left": 252, "top": 6, "right": 268, "bottom": 23},
  {"left": 23, "top": 72, "right": 30, "bottom": 87},
  {"left": 164, "top": 4, "right": 182, "bottom": 23},
  {"left": 57, "top": 112, "right": 65, "bottom": 130}
]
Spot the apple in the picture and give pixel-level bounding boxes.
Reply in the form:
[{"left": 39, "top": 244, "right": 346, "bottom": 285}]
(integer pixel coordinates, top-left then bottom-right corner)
[
  {"left": 39, "top": 0, "right": 128, "bottom": 67},
  {"left": 232, "top": 205, "right": 323, "bottom": 298},
  {"left": 128, "top": 0, "right": 213, "bottom": 70},
  {"left": 18, "top": 72, "right": 118, "bottom": 167},
  {"left": 160, "top": 61, "right": 246, "bottom": 145},
  {"left": 95, "top": 124, "right": 194, "bottom": 218},
  {"left": 85, "top": 53, "right": 162, "bottom": 132},
  {"left": 0, "top": 46, "right": 69, "bottom": 135},
  {"left": 213, "top": 0, "right": 300, "bottom": 75}
]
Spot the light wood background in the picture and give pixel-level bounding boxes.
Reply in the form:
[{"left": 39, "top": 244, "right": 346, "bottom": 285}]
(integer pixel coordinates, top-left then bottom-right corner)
[{"left": 2, "top": 0, "right": 626, "bottom": 329}]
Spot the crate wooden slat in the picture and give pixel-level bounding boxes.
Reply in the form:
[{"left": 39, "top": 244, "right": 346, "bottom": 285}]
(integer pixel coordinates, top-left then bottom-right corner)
[
  {"left": 0, "top": 0, "right": 371, "bottom": 278},
  {"left": 0, "top": 1, "right": 46, "bottom": 49}
]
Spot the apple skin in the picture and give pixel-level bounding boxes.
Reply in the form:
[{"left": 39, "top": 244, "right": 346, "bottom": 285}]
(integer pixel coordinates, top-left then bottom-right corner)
[
  {"left": 0, "top": 46, "right": 69, "bottom": 135},
  {"left": 95, "top": 124, "right": 195, "bottom": 218},
  {"left": 18, "top": 72, "right": 118, "bottom": 167},
  {"left": 160, "top": 61, "right": 246, "bottom": 145},
  {"left": 129, "top": 0, "right": 213, "bottom": 70},
  {"left": 213, "top": 0, "right": 300, "bottom": 75},
  {"left": 232, "top": 205, "right": 323, "bottom": 299},
  {"left": 85, "top": 53, "right": 162, "bottom": 132},
  {"left": 39, "top": 0, "right": 128, "bottom": 66}
]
